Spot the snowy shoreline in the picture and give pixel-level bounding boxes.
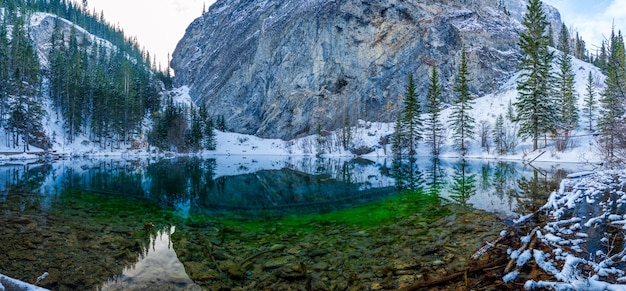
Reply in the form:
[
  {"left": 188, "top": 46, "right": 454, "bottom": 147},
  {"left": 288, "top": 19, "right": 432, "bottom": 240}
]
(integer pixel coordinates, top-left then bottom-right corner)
[{"left": 504, "top": 169, "right": 626, "bottom": 289}]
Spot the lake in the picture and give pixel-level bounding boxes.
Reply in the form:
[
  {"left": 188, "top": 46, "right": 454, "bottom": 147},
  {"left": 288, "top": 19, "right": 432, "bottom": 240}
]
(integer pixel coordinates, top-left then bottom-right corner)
[{"left": 0, "top": 156, "right": 586, "bottom": 290}]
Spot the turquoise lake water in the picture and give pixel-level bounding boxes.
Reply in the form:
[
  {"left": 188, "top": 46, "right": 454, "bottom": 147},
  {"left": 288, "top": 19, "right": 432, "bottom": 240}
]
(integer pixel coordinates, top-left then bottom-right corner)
[{"left": 0, "top": 157, "right": 581, "bottom": 290}]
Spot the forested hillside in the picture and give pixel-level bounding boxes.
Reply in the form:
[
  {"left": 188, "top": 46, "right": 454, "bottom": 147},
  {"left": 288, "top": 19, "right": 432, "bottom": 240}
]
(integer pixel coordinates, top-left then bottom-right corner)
[{"left": 0, "top": 0, "right": 168, "bottom": 152}]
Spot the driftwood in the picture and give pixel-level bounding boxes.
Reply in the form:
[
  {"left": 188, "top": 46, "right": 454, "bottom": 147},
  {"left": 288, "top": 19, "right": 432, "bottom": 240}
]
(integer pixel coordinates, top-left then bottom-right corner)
[
  {"left": 240, "top": 244, "right": 286, "bottom": 268},
  {"left": 401, "top": 257, "right": 508, "bottom": 290},
  {"left": 471, "top": 231, "right": 508, "bottom": 260},
  {"left": 504, "top": 226, "right": 539, "bottom": 274}
]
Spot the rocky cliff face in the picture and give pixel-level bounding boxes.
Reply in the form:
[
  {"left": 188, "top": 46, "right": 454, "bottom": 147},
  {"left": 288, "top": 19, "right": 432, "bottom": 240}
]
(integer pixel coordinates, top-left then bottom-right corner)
[{"left": 172, "top": 0, "right": 561, "bottom": 140}]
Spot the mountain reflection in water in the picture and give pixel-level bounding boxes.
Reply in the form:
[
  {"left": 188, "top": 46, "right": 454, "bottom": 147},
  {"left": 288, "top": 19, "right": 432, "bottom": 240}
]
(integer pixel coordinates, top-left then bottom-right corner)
[
  {"left": 0, "top": 156, "right": 586, "bottom": 290},
  {"left": 99, "top": 226, "right": 201, "bottom": 291}
]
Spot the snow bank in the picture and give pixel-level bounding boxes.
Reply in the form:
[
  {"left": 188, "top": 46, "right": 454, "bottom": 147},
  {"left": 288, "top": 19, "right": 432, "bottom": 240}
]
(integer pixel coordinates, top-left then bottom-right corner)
[
  {"left": 0, "top": 47, "right": 608, "bottom": 167},
  {"left": 0, "top": 273, "right": 49, "bottom": 291},
  {"left": 507, "top": 170, "right": 626, "bottom": 289}
]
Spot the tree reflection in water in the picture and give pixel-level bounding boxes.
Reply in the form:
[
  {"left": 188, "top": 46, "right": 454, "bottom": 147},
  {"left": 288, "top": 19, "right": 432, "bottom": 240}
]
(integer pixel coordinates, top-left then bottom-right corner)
[
  {"left": 0, "top": 157, "right": 578, "bottom": 290},
  {"left": 450, "top": 160, "right": 477, "bottom": 208}
]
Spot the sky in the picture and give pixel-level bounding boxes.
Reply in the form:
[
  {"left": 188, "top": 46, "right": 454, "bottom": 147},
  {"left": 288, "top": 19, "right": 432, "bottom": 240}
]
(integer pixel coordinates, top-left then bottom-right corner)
[
  {"left": 545, "top": 0, "right": 626, "bottom": 52},
  {"left": 86, "top": 0, "right": 215, "bottom": 71},
  {"left": 84, "top": 0, "right": 625, "bottom": 71}
]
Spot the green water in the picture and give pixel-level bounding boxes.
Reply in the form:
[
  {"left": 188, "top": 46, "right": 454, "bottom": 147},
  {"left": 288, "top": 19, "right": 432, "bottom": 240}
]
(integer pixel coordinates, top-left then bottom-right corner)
[{"left": 0, "top": 157, "right": 576, "bottom": 290}]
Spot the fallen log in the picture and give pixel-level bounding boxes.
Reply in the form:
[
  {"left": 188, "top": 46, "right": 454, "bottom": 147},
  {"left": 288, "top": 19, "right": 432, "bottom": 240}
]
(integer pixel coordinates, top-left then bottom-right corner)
[{"left": 401, "top": 257, "right": 508, "bottom": 291}]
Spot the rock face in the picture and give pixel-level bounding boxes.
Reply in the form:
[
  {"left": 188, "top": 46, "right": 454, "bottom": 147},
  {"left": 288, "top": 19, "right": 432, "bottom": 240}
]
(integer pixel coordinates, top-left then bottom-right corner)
[{"left": 172, "top": 0, "right": 561, "bottom": 140}]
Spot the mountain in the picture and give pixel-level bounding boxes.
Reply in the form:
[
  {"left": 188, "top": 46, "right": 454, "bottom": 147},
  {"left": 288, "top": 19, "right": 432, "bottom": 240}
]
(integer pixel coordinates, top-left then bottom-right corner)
[
  {"left": 0, "top": 1, "right": 164, "bottom": 153},
  {"left": 172, "top": 0, "right": 562, "bottom": 140}
]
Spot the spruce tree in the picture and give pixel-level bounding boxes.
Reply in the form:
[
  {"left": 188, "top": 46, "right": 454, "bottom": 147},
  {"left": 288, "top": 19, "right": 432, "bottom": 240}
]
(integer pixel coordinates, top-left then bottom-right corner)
[
  {"left": 514, "top": 0, "right": 557, "bottom": 151},
  {"left": 555, "top": 23, "right": 578, "bottom": 135},
  {"left": 598, "top": 29, "right": 626, "bottom": 160},
  {"left": 583, "top": 71, "right": 597, "bottom": 131},
  {"left": 391, "top": 112, "right": 404, "bottom": 156},
  {"left": 598, "top": 41, "right": 608, "bottom": 72},
  {"left": 0, "top": 18, "right": 10, "bottom": 120},
  {"left": 400, "top": 73, "right": 422, "bottom": 156},
  {"left": 450, "top": 46, "right": 475, "bottom": 155},
  {"left": 493, "top": 114, "right": 506, "bottom": 155},
  {"left": 423, "top": 66, "right": 445, "bottom": 156}
]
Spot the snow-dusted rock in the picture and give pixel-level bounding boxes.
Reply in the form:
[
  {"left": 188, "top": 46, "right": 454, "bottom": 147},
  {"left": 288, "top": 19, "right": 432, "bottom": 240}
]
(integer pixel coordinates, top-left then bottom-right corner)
[{"left": 172, "top": 0, "right": 562, "bottom": 139}]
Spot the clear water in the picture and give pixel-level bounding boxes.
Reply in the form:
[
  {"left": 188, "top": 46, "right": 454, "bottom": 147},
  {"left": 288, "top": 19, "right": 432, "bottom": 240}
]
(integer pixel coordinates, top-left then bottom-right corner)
[{"left": 0, "top": 156, "right": 581, "bottom": 290}]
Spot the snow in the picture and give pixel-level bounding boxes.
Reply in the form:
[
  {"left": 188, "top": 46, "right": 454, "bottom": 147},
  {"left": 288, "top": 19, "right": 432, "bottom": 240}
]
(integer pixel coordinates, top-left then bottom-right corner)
[
  {"left": 0, "top": 39, "right": 609, "bottom": 176},
  {"left": 506, "top": 170, "right": 626, "bottom": 288},
  {"left": 503, "top": 270, "right": 519, "bottom": 283},
  {"left": 0, "top": 273, "right": 49, "bottom": 291},
  {"left": 517, "top": 250, "right": 532, "bottom": 266}
]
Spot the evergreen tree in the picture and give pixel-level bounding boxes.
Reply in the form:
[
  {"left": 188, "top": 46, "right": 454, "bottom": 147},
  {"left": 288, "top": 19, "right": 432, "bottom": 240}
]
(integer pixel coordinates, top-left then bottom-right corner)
[
  {"left": 423, "top": 66, "right": 445, "bottom": 156},
  {"left": 492, "top": 114, "right": 506, "bottom": 155},
  {"left": 556, "top": 23, "right": 569, "bottom": 53},
  {"left": 548, "top": 24, "right": 554, "bottom": 47},
  {"left": 574, "top": 32, "right": 586, "bottom": 60},
  {"left": 204, "top": 117, "right": 216, "bottom": 150},
  {"left": 9, "top": 16, "right": 39, "bottom": 94},
  {"left": 449, "top": 46, "right": 475, "bottom": 155},
  {"left": 216, "top": 115, "right": 226, "bottom": 131},
  {"left": 598, "top": 29, "right": 626, "bottom": 160},
  {"left": 391, "top": 112, "right": 404, "bottom": 156},
  {"left": 506, "top": 99, "right": 516, "bottom": 122},
  {"left": 187, "top": 105, "right": 203, "bottom": 151},
  {"left": 198, "top": 103, "right": 216, "bottom": 150},
  {"left": 583, "top": 71, "right": 597, "bottom": 131},
  {"left": 400, "top": 73, "right": 422, "bottom": 155},
  {"left": 555, "top": 23, "right": 578, "bottom": 135},
  {"left": 514, "top": 0, "right": 557, "bottom": 151},
  {"left": 598, "top": 41, "right": 608, "bottom": 72},
  {"left": 0, "top": 18, "right": 10, "bottom": 122}
]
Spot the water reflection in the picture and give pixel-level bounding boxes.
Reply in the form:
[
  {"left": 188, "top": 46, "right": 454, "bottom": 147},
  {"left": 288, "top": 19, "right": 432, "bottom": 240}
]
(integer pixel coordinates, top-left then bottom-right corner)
[
  {"left": 450, "top": 160, "right": 477, "bottom": 208},
  {"left": 0, "top": 157, "right": 588, "bottom": 290},
  {"left": 100, "top": 226, "right": 201, "bottom": 291}
]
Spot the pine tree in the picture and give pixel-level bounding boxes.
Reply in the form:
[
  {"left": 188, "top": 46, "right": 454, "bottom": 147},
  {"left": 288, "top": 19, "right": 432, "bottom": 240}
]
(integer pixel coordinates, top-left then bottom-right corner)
[
  {"left": 187, "top": 105, "right": 203, "bottom": 151},
  {"left": 548, "top": 24, "right": 554, "bottom": 47},
  {"left": 198, "top": 103, "right": 216, "bottom": 150},
  {"left": 215, "top": 115, "right": 226, "bottom": 131},
  {"left": 204, "top": 117, "right": 216, "bottom": 150},
  {"left": 598, "top": 29, "right": 626, "bottom": 160},
  {"left": 514, "top": 0, "right": 557, "bottom": 151},
  {"left": 400, "top": 73, "right": 422, "bottom": 155},
  {"left": 423, "top": 66, "right": 445, "bottom": 156},
  {"left": 555, "top": 23, "right": 578, "bottom": 135},
  {"left": 583, "top": 71, "right": 597, "bottom": 131},
  {"left": 598, "top": 41, "right": 608, "bottom": 72},
  {"left": 391, "top": 112, "right": 404, "bottom": 156},
  {"left": 493, "top": 114, "right": 506, "bottom": 155},
  {"left": 450, "top": 46, "right": 475, "bottom": 155},
  {"left": 506, "top": 99, "right": 516, "bottom": 122},
  {"left": 556, "top": 23, "right": 569, "bottom": 53},
  {"left": 575, "top": 32, "right": 586, "bottom": 60},
  {"left": 0, "top": 18, "right": 10, "bottom": 121}
]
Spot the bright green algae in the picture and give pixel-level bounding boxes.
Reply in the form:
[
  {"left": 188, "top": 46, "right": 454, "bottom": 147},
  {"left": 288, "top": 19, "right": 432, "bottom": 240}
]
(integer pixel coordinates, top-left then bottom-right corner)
[
  {"left": 0, "top": 158, "right": 570, "bottom": 290},
  {"left": 215, "top": 188, "right": 450, "bottom": 235},
  {"left": 0, "top": 185, "right": 456, "bottom": 290}
]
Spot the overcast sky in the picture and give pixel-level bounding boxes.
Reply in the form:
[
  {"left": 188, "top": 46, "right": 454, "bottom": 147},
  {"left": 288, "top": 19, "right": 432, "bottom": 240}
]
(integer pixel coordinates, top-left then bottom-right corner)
[
  {"left": 86, "top": 0, "right": 625, "bottom": 70},
  {"left": 545, "top": 0, "right": 626, "bottom": 52},
  {"left": 87, "top": 0, "right": 215, "bottom": 70}
]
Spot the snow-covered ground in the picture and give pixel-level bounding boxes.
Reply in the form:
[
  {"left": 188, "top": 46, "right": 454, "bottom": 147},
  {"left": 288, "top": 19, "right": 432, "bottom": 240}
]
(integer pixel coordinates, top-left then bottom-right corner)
[
  {"left": 505, "top": 170, "right": 626, "bottom": 289},
  {"left": 0, "top": 272, "right": 49, "bottom": 291},
  {"left": 0, "top": 49, "right": 606, "bottom": 168}
]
